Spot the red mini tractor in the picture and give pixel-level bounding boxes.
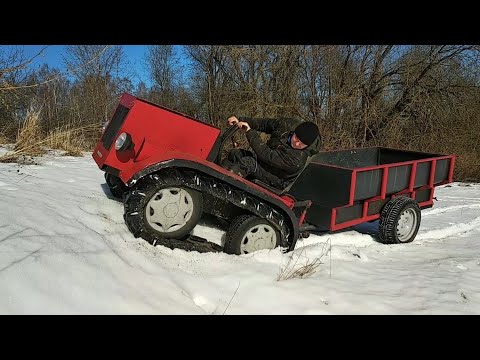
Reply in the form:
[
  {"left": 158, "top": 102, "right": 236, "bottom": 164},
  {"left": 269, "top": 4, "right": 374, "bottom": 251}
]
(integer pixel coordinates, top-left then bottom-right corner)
[{"left": 93, "top": 93, "right": 456, "bottom": 254}]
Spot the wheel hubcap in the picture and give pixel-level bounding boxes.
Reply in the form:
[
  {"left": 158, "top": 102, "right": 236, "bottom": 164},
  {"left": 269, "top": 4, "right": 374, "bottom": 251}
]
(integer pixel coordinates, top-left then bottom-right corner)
[
  {"left": 240, "top": 224, "right": 277, "bottom": 254},
  {"left": 396, "top": 208, "right": 418, "bottom": 242},
  {"left": 145, "top": 187, "right": 194, "bottom": 233}
]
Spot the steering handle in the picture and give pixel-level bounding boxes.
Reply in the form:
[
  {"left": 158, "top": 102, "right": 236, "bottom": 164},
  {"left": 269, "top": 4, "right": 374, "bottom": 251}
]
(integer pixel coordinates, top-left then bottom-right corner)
[{"left": 224, "top": 123, "right": 240, "bottom": 137}]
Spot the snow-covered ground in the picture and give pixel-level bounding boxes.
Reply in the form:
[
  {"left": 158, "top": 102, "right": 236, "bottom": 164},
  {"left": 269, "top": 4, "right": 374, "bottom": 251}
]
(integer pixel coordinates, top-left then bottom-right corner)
[{"left": 0, "top": 151, "right": 479, "bottom": 314}]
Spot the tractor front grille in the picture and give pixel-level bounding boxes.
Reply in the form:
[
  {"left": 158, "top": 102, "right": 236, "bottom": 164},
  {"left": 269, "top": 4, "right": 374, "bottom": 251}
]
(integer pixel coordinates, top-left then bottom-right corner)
[{"left": 102, "top": 105, "right": 130, "bottom": 150}]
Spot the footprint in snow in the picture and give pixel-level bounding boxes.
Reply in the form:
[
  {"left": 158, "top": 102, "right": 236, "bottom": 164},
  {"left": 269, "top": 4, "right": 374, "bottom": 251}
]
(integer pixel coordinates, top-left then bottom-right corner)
[
  {"left": 451, "top": 261, "right": 467, "bottom": 270},
  {"left": 193, "top": 295, "right": 217, "bottom": 314}
]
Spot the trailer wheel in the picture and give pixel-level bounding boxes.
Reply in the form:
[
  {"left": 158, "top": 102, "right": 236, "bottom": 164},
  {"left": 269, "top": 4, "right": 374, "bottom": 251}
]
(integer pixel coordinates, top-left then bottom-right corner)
[
  {"left": 105, "top": 173, "right": 128, "bottom": 199},
  {"left": 224, "top": 215, "right": 280, "bottom": 255},
  {"left": 141, "top": 185, "right": 203, "bottom": 240},
  {"left": 379, "top": 196, "right": 421, "bottom": 244}
]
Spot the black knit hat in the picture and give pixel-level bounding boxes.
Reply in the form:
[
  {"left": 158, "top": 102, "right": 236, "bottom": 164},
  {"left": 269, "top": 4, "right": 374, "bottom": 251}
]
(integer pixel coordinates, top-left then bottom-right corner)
[{"left": 294, "top": 121, "right": 320, "bottom": 146}]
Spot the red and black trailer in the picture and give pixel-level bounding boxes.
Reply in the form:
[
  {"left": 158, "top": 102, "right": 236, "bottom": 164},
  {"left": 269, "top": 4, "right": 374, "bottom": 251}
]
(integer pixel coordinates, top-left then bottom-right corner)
[
  {"left": 92, "top": 93, "right": 456, "bottom": 255},
  {"left": 288, "top": 147, "right": 456, "bottom": 248}
]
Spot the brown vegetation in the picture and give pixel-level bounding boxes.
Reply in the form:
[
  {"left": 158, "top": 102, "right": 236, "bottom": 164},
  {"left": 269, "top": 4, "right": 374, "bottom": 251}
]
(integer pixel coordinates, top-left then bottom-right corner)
[{"left": 1, "top": 45, "right": 478, "bottom": 180}]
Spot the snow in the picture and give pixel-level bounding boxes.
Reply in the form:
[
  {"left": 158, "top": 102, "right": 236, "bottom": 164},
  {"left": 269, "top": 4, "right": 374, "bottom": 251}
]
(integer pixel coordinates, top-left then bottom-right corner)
[{"left": 0, "top": 150, "right": 479, "bottom": 314}]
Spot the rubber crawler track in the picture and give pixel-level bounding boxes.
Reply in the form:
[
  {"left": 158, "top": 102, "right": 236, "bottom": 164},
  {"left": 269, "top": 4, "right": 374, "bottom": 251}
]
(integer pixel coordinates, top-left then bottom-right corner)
[{"left": 123, "top": 168, "right": 292, "bottom": 252}]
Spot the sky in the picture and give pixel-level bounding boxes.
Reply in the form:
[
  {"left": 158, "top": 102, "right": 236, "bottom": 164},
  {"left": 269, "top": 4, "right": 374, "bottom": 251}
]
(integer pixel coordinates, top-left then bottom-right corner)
[
  {"left": 19, "top": 45, "right": 159, "bottom": 87},
  {"left": 0, "top": 147, "right": 479, "bottom": 314}
]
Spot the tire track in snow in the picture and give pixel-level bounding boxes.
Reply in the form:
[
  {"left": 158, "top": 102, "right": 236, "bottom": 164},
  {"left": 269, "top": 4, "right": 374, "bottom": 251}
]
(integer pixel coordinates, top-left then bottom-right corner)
[
  {"left": 439, "top": 196, "right": 480, "bottom": 201},
  {"left": 416, "top": 215, "right": 480, "bottom": 241},
  {"left": 422, "top": 203, "right": 480, "bottom": 217}
]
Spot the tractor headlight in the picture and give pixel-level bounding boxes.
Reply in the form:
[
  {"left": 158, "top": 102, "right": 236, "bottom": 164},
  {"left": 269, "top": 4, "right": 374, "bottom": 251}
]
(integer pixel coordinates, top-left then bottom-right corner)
[{"left": 115, "top": 132, "right": 132, "bottom": 151}]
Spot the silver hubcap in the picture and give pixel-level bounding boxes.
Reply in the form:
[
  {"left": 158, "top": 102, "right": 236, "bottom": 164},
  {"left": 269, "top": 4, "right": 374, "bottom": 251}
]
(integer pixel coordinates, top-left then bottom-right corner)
[
  {"left": 397, "top": 208, "right": 418, "bottom": 242},
  {"left": 145, "top": 187, "right": 194, "bottom": 233},
  {"left": 240, "top": 224, "right": 277, "bottom": 254}
]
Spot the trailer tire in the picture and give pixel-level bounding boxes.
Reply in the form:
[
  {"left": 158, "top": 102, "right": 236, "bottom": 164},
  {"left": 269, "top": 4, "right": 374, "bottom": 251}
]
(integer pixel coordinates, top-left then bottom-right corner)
[
  {"left": 379, "top": 196, "right": 421, "bottom": 244},
  {"left": 105, "top": 173, "right": 128, "bottom": 199},
  {"left": 224, "top": 215, "right": 281, "bottom": 255}
]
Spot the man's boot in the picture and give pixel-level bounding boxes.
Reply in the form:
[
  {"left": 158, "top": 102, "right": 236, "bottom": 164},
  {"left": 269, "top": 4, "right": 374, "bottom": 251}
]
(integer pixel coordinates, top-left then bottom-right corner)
[
  {"left": 220, "top": 158, "right": 234, "bottom": 170},
  {"left": 228, "top": 164, "right": 247, "bottom": 178}
]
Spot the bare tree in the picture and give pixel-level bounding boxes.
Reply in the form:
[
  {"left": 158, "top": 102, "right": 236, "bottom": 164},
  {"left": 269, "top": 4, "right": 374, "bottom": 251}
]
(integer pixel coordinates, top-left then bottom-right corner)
[
  {"left": 1, "top": 44, "right": 479, "bottom": 181},
  {"left": 0, "top": 46, "right": 47, "bottom": 141},
  {"left": 64, "top": 45, "right": 127, "bottom": 126},
  {"left": 63, "top": 45, "right": 124, "bottom": 79}
]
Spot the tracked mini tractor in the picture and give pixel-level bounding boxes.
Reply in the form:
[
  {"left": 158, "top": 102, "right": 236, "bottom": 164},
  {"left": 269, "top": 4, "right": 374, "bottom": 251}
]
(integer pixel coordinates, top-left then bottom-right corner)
[{"left": 93, "top": 93, "right": 456, "bottom": 254}]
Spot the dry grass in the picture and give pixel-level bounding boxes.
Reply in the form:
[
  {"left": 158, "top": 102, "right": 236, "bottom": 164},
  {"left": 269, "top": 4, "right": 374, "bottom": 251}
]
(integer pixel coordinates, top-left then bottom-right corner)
[
  {"left": 453, "top": 152, "right": 480, "bottom": 182},
  {"left": 277, "top": 239, "right": 331, "bottom": 281},
  {"left": 0, "top": 115, "right": 99, "bottom": 163},
  {"left": 13, "top": 108, "right": 45, "bottom": 157},
  {"left": 44, "top": 125, "right": 91, "bottom": 156},
  {"left": 222, "top": 281, "right": 241, "bottom": 315},
  {"left": 0, "top": 131, "right": 10, "bottom": 145}
]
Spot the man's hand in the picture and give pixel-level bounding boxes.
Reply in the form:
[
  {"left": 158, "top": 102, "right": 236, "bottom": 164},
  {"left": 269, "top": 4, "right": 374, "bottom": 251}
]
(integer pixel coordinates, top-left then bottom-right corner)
[
  {"left": 237, "top": 121, "right": 251, "bottom": 132},
  {"left": 227, "top": 116, "right": 239, "bottom": 126}
]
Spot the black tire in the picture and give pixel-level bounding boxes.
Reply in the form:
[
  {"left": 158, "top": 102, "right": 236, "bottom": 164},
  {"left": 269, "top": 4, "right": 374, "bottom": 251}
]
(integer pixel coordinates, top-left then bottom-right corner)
[
  {"left": 125, "top": 177, "right": 203, "bottom": 241},
  {"left": 379, "top": 196, "right": 421, "bottom": 244},
  {"left": 105, "top": 173, "right": 128, "bottom": 199},
  {"left": 224, "top": 215, "right": 281, "bottom": 255}
]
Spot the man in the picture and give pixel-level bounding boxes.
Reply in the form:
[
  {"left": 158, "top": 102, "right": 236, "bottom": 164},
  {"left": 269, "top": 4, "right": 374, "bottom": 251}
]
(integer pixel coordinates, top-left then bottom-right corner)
[{"left": 223, "top": 115, "right": 321, "bottom": 190}]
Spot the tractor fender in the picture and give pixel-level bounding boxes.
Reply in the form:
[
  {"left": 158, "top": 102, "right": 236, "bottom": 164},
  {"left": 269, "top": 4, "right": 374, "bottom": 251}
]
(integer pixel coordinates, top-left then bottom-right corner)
[{"left": 126, "top": 158, "right": 299, "bottom": 247}]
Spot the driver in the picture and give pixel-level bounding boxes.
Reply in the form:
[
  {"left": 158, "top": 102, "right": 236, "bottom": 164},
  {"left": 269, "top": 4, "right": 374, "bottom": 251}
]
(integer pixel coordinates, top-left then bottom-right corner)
[{"left": 223, "top": 116, "right": 321, "bottom": 190}]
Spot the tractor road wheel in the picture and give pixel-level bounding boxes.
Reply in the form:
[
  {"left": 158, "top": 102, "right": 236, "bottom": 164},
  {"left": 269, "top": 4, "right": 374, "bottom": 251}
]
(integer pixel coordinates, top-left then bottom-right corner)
[
  {"left": 105, "top": 173, "right": 128, "bottom": 199},
  {"left": 124, "top": 174, "right": 204, "bottom": 242},
  {"left": 224, "top": 215, "right": 280, "bottom": 255},
  {"left": 143, "top": 186, "right": 203, "bottom": 239},
  {"left": 379, "top": 196, "right": 421, "bottom": 244}
]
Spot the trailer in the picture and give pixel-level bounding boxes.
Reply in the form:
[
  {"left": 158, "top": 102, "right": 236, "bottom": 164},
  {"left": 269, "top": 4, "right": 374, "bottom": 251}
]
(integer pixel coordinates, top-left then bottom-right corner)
[{"left": 288, "top": 147, "right": 455, "bottom": 246}]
